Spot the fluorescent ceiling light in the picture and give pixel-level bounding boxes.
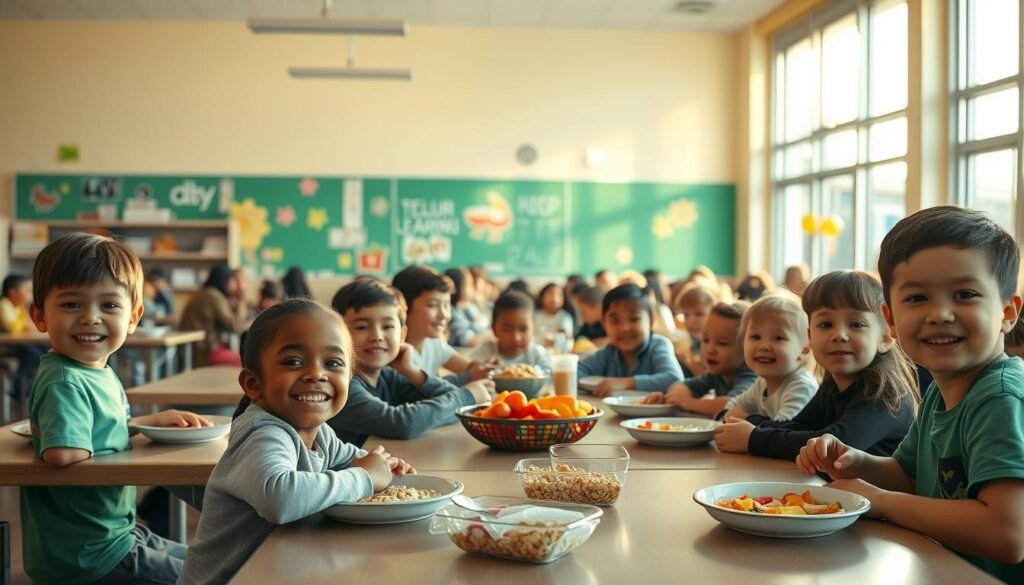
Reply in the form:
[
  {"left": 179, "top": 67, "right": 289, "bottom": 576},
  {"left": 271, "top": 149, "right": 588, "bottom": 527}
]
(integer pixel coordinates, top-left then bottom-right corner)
[
  {"left": 289, "top": 67, "right": 412, "bottom": 81},
  {"left": 248, "top": 18, "right": 406, "bottom": 36}
]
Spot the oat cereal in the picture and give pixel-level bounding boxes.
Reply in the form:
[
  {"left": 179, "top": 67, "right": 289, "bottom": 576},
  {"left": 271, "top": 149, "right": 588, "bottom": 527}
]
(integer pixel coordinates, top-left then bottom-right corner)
[
  {"left": 450, "top": 521, "right": 575, "bottom": 562},
  {"left": 494, "top": 364, "right": 544, "bottom": 379},
  {"left": 521, "top": 464, "right": 623, "bottom": 506},
  {"left": 359, "top": 485, "right": 441, "bottom": 503}
]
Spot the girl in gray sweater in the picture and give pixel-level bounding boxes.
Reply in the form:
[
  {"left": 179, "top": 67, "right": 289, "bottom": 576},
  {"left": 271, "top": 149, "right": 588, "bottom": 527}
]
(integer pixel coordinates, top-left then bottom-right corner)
[{"left": 178, "top": 299, "right": 414, "bottom": 585}]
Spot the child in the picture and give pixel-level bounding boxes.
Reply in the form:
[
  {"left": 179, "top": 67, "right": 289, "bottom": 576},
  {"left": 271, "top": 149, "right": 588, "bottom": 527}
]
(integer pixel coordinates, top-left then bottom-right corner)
[
  {"left": 673, "top": 284, "right": 719, "bottom": 376},
  {"left": 23, "top": 233, "right": 212, "bottom": 585},
  {"left": 744, "top": 270, "right": 918, "bottom": 463},
  {"left": 712, "top": 294, "right": 818, "bottom": 452},
  {"left": 783, "top": 263, "right": 811, "bottom": 296},
  {"left": 256, "top": 279, "right": 281, "bottom": 312},
  {"left": 578, "top": 284, "right": 684, "bottom": 397},
  {"left": 643, "top": 301, "right": 758, "bottom": 412},
  {"left": 0, "top": 274, "right": 46, "bottom": 396},
  {"left": 392, "top": 265, "right": 495, "bottom": 382},
  {"left": 180, "top": 299, "right": 413, "bottom": 584},
  {"left": 574, "top": 285, "right": 608, "bottom": 346},
  {"left": 327, "top": 279, "right": 492, "bottom": 447},
  {"left": 534, "top": 282, "right": 574, "bottom": 347},
  {"left": 471, "top": 290, "right": 553, "bottom": 372},
  {"left": 798, "top": 208, "right": 1024, "bottom": 581},
  {"left": 146, "top": 268, "right": 175, "bottom": 318},
  {"left": 444, "top": 267, "right": 490, "bottom": 347}
]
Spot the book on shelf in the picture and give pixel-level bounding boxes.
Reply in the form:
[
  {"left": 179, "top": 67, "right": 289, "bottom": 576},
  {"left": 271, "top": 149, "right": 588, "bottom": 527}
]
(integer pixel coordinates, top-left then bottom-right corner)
[{"left": 10, "top": 222, "right": 48, "bottom": 254}]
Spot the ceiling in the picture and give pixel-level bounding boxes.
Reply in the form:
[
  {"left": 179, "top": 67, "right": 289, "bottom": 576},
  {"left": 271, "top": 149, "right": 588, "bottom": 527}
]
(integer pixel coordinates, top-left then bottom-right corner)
[{"left": 0, "top": 0, "right": 785, "bottom": 33}]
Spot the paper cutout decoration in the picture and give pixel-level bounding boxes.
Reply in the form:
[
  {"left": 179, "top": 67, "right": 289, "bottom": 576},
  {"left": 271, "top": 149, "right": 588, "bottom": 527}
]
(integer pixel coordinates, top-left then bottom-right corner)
[
  {"left": 306, "top": 207, "right": 329, "bottom": 230},
  {"left": 57, "top": 144, "right": 79, "bottom": 163},
  {"left": 261, "top": 247, "right": 284, "bottom": 262},
  {"left": 30, "top": 184, "right": 61, "bottom": 213},
  {"left": 370, "top": 196, "right": 389, "bottom": 218},
  {"left": 651, "top": 198, "right": 700, "bottom": 239},
  {"left": 615, "top": 246, "right": 634, "bottom": 265},
  {"left": 358, "top": 245, "right": 389, "bottom": 273},
  {"left": 337, "top": 252, "right": 353, "bottom": 270},
  {"left": 276, "top": 205, "right": 296, "bottom": 227},
  {"left": 229, "top": 198, "right": 272, "bottom": 250},
  {"left": 652, "top": 215, "right": 674, "bottom": 239},
  {"left": 299, "top": 177, "right": 319, "bottom": 197},
  {"left": 464, "top": 191, "right": 512, "bottom": 244}
]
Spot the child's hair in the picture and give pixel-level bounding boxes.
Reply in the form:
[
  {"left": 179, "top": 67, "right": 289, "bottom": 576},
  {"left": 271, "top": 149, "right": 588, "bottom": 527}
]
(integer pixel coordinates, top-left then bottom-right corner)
[
  {"left": 492, "top": 290, "right": 534, "bottom": 324},
  {"left": 331, "top": 278, "right": 408, "bottom": 324},
  {"left": 594, "top": 269, "right": 612, "bottom": 282},
  {"left": 504, "top": 278, "right": 530, "bottom": 296},
  {"left": 675, "top": 283, "right": 720, "bottom": 310},
  {"left": 2, "top": 274, "right": 29, "bottom": 297},
  {"left": 204, "top": 264, "right": 237, "bottom": 298},
  {"left": 735, "top": 271, "right": 776, "bottom": 301},
  {"left": 443, "top": 268, "right": 469, "bottom": 305},
  {"left": 146, "top": 267, "right": 167, "bottom": 282},
  {"left": 258, "top": 280, "right": 280, "bottom": 301},
  {"left": 233, "top": 298, "right": 352, "bottom": 419},
  {"left": 740, "top": 294, "right": 808, "bottom": 343},
  {"left": 281, "top": 266, "right": 312, "bottom": 299},
  {"left": 32, "top": 232, "right": 143, "bottom": 309},
  {"left": 802, "top": 270, "right": 919, "bottom": 415},
  {"left": 617, "top": 269, "right": 647, "bottom": 288},
  {"left": 392, "top": 265, "right": 450, "bottom": 309},
  {"left": 643, "top": 270, "right": 667, "bottom": 305},
  {"left": 601, "top": 283, "right": 653, "bottom": 317},
  {"left": 537, "top": 283, "right": 563, "bottom": 309},
  {"left": 878, "top": 205, "right": 1020, "bottom": 304},
  {"left": 575, "top": 285, "right": 605, "bottom": 308},
  {"left": 709, "top": 300, "right": 750, "bottom": 328}
]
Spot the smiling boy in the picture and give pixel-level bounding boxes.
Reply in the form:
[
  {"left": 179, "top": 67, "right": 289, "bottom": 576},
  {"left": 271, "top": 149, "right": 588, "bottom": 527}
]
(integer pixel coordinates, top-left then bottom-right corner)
[{"left": 798, "top": 207, "right": 1024, "bottom": 582}]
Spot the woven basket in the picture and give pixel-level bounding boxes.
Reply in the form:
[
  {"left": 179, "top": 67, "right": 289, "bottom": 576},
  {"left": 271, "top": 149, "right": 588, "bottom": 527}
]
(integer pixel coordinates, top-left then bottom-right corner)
[{"left": 455, "top": 404, "right": 602, "bottom": 451}]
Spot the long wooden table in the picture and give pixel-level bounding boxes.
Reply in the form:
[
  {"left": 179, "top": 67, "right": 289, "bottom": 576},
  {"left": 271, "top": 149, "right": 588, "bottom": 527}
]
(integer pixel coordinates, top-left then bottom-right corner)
[
  {"left": 125, "top": 366, "right": 242, "bottom": 406},
  {"left": 234, "top": 469, "right": 999, "bottom": 584}
]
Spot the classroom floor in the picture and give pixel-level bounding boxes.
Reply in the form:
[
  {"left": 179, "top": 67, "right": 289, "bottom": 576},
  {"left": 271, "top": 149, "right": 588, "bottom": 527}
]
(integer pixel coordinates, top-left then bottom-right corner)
[{"left": 0, "top": 486, "right": 201, "bottom": 584}]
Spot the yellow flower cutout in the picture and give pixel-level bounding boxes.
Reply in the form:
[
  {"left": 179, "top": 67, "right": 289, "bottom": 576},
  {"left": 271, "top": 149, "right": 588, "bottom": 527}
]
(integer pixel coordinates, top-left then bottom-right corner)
[
  {"left": 229, "top": 198, "right": 271, "bottom": 250},
  {"left": 307, "top": 207, "right": 329, "bottom": 231},
  {"left": 59, "top": 183, "right": 70, "bottom": 195},
  {"left": 337, "top": 252, "right": 353, "bottom": 270},
  {"left": 668, "top": 199, "right": 699, "bottom": 228},
  {"left": 652, "top": 214, "right": 674, "bottom": 239}
]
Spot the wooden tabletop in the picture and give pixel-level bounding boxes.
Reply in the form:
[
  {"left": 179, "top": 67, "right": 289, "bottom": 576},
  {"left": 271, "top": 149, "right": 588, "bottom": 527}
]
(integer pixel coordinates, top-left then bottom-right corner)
[
  {"left": 0, "top": 330, "right": 205, "bottom": 348},
  {"left": 234, "top": 469, "right": 998, "bottom": 585},
  {"left": 125, "top": 366, "right": 242, "bottom": 405},
  {"left": 0, "top": 421, "right": 224, "bottom": 486},
  {"left": 367, "top": 409, "right": 795, "bottom": 472}
]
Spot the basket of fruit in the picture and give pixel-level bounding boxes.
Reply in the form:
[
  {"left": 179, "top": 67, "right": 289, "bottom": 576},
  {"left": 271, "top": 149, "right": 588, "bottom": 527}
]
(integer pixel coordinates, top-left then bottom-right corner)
[{"left": 456, "top": 391, "right": 602, "bottom": 451}]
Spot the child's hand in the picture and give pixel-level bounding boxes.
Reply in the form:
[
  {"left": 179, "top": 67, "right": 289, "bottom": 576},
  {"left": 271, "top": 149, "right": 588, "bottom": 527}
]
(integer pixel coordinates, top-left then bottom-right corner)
[
  {"left": 468, "top": 358, "right": 499, "bottom": 381},
  {"left": 641, "top": 392, "right": 666, "bottom": 404},
  {"left": 592, "top": 377, "right": 631, "bottom": 398},
  {"left": 464, "top": 378, "right": 495, "bottom": 403},
  {"left": 664, "top": 384, "right": 695, "bottom": 410},
  {"left": 354, "top": 446, "right": 394, "bottom": 492},
  {"left": 796, "top": 433, "right": 864, "bottom": 480},
  {"left": 137, "top": 410, "right": 213, "bottom": 428},
  {"left": 828, "top": 478, "right": 886, "bottom": 519},
  {"left": 724, "top": 407, "right": 748, "bottom": 421},
  {"left": 391, "top": 343, "right": 418, "bottom": 376},
  {"left": 713, "top": 418, "right": 754, "bottom": 453},
  {"left": 387, "top": 455, "right": 416, "bottom": 475}
]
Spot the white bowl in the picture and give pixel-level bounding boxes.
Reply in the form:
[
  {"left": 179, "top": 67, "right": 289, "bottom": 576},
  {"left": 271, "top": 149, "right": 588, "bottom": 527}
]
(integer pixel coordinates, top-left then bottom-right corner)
[
  {"left": 324, "top": 474, "right": 463, "bottom": 524},
  {"left": 619, "top": 417, "right": 718, "bottom": 446},
  {"left": 602, "top": 394, "right": 678, "bottom": 418},
  {"left": 692, "top": 481, "right": 871, "bottom": 538},
  {"left": 132, "top": 415, "right": 232, "bottom": 444},
  {"left": 10, "top": 420, "right": 31, "bottom": 439}
]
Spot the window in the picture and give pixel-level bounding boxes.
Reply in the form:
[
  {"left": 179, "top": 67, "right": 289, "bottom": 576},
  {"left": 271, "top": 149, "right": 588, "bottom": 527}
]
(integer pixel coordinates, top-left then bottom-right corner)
[
  {"left": 951, "top": 0, "right": 1021, "bottom": 236},
  {"left": 771, "top": 0, "right": 908, "bottom": 277}
]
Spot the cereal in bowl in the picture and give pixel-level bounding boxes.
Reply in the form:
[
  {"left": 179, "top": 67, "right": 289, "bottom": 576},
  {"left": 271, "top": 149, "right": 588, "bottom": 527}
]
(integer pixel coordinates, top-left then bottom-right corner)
[
  {"left": 359, "top": 485, "right": 441, "bottom": 503},
  {"left": 494, "top": 364, "right": 544, "bottom": 379}
]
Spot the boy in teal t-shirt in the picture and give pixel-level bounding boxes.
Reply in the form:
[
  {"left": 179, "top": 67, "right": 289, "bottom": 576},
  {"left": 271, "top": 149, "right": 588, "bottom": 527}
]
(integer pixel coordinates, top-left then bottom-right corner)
[
  {"left": 795, "top": 207, "right": 1024, "bottom": 583},
  {"left": 21, "top": 233, "right": 212, "bottom": 585}
]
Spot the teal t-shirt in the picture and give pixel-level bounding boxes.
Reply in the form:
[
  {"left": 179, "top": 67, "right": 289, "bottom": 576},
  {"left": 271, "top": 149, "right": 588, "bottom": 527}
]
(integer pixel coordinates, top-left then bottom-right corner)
[
  {"left": 893, "top": 356, "right": 1024, "bottom": 583},
  {"left": 19, "top": 352, "right": 136, "bottom": 585}
]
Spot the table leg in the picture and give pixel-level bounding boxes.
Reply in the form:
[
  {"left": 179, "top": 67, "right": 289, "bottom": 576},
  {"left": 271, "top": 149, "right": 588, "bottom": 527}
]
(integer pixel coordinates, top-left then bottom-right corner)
[
  {"left": 147, "top": 348, "right": 158, "bottom": 384},
  {"left": 184, "top": 343, "right": 193, "bottom": 371},
  {"left": 169, "top": 493, "right": 187, "bottom": 544},
  {"left": 167, "top": 347, "right": 178, "bottom": 377}
]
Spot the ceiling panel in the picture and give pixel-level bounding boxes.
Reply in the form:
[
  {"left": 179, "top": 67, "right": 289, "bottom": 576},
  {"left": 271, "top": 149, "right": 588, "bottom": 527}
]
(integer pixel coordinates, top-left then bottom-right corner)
[
  {"left": 133, "top": 0, "right": 204, "bottom": 19},
  {"left": 373, "top": 0, "right": 429, "bottom": 21},
  {"left": 543, "top": 0, "right": 611, "bottom": 28},
  {"left": 247, "top": 0, "right": 322, "bottom": 18},
  {"left": 190, "top": 0, "right": 253, "bottom": 19},
  {"left": 489, "top": 0, "right": 547, "bottom": 28},
  {"left": 328, "top": 0, "right": 373, "bottom": 18},
  {"left": 429, "top": 0, "right": 487, "bottom": 26}
]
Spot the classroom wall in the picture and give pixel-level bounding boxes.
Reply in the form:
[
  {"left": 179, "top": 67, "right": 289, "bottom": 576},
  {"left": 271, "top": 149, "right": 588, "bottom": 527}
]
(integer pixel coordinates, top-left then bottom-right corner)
[{"left": 0, "top": 20, "right": 739, "bottom": 215}]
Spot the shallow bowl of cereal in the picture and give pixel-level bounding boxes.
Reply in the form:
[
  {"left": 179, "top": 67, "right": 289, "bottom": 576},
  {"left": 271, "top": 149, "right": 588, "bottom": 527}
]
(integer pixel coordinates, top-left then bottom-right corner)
[
  {"left": 429, "top": 495, "right": 603, "bottom": 563},
  {"left": 492, "top": 365, "right": 548, "bottom": 398},
  {"left": 323, "top": 474, "right": 463, "bottom": 524},
  {"left": 620, "top": 417, "right": 719, "bottom": 447},
  {"left": 515, "top": 448, "right": 628, "bottom": 506},
  {"left": 602, "top": 393, "right": 679, "bottom": 418}
]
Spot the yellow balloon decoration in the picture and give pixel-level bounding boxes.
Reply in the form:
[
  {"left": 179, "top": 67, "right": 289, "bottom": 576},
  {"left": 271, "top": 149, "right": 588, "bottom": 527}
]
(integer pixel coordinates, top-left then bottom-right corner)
[
  {"left": 820, "top": 215, "right": 845, "bottom": 237},
  {"left": 801, "top": 214, "right": 818, "bottom": 234}
]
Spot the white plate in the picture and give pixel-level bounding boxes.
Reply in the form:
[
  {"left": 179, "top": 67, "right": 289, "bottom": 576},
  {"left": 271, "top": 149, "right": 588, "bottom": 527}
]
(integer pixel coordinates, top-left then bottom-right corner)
[
  {"left": 602, "top": 394, "right": 679, "bottom": 418},
  {"left": 324, "top": 474, "right": 464, "bottom": 524},
  {"left": 132, "top": 415, "right": 232, "bottom": 444},
  {"left": 619, "top": 417, "right": 718, "bottom": 446},
  {"left": 692, "top": 482, "right": 871, "bottom": 538},
  {"left": 10, "top": 421, "right": 31, "bottom": 439}
]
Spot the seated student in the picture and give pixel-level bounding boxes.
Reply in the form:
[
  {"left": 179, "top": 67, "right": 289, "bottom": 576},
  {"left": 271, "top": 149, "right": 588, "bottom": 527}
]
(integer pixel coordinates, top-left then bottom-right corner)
[
  {"left": 594, "top": 268, "right": 618, "bottom": 292},
  {"left": 672, "top": 284, "right": 720, "bottom": 377},
  {"left": 0, "top": 274, "right": 46, "bottom": 396},
  {"left": 327, "top": 279, "right": 491, "bottom": 446},
  {"left": 578, "top": 283, "right": 684, "bottom": 398},
  {"left": 146, "top": 268, "right": 175, "bottom": 318},
  {"left": 256, "top": 279, "right": 281, "bottom": 312},
  {"left": 24, "top": 233, "right": 212, "bottom": 585},
  {"left": 180, "top": 299, "right": 414, "bottom": 585},
  {"left": 575, "top": 285, "right": 608, "bottom": 347},
  {"left": 642, "top": 301, "right": 758, "bottom": 413},
  {"left": 534, "top": 282, "right": 574, "bottom": 349},
  {"left": 744, "top": 270, "right": 918, "bottom": 462},
  {"left": 444, "top": 267, "right": 490, "bottom": 347},
  {"left": 711, "top": 294, "right": 818, "bottom": 452},
  {"left": 470, "top": 290, "right": 552, "bottom": 372},
  {"left": 799, "top": 208, "right": 1024, "bottom": 582},
  {"left": 392, "top": 265, "right": 495, "bottom": 382}
]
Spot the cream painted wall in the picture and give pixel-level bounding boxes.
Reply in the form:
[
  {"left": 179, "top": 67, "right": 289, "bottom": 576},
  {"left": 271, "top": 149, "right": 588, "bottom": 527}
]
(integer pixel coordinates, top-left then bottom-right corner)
[{"left": 0, "top": 21, "right": 739, "bottom": 218}]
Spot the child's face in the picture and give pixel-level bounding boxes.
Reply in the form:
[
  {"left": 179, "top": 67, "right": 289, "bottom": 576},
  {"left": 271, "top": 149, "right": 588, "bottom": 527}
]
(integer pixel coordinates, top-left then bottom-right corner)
[
  {"left": 242, "top": 313, "right": 351, "bottom": 439},
  {"left": 9, "top": 281, "right": 32, "bottom": 306},
  {"left": 883, "top": 246, "right": 1021, "bottom": 383},
  {"left": 743, "top": 316, "right": 808, "bottom": 381},
  {"left": 493, "top": 309, "right": 533, "bottom": 357},
  {"left": 579, "top": 301, "right": 602, "bottom": 324},
  {"left": 809, "top": 307, "right": 891, "bottom": 389},
  {"left": 344, "top": 303, "right": 404, "bottom": 374},
  {"left": 700, "top": 313, "right": 744, "bottom": 376},
  {"left": 602, "top": 300, "right": 651, "bottom": 355},
  {"left": 30, "top": 279, "right": 142, "bottom": 369},
  {"left": 681, "top": 302, "right": 712, "bottom": 340},
  {"left": 407, "top": 290, "right": 450, "bottom": 339},
  {"left": 541, "top": 287, "right": 563, "bottom": 314}
]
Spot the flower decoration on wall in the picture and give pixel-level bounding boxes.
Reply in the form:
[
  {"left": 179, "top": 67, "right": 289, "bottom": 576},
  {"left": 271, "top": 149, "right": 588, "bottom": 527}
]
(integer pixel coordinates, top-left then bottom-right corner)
[
  {"left": 260, "top": 247, "right": 284, "bottom": 262},
  {"left": 276, "top": 205, "right": 296, "bottom": 228},
  {"left": 615, "top": 246, "right": 634, "bottom": 265},
  {"left": 668, "top": 199, "right": 699, "bottom": 228},
  {"left": 370, "top": 196, "right": 389, "bottom": 218},
  {"left": 299, "top": 177, "right": 319, "bottom": 197},
  {"left": 337, "top": 252, "right": 353, "bottom": 270},
  {"left": 652, "top": 215, "right": 674, "bottom": 239},
  {"left": 230, "top": 198, "right": 272, "bottom": 251},
  {"left": 307, "top": 207, "right": 329, "bottom": 230}
]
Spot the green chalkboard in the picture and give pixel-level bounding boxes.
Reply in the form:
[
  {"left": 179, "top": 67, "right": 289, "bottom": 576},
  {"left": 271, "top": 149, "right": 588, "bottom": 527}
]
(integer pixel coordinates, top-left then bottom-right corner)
[{"left": 13, "top": 173, "right": 736, "bottom": 278}]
